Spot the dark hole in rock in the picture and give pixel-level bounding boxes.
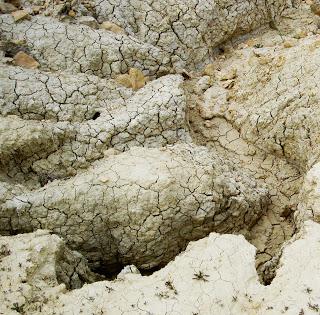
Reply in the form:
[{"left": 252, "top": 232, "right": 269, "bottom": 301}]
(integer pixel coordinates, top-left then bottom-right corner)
[
  {"left": 93, "top": 262, "right": 125, "bottom": 280},
  {"left": 218, "top": 46, "right": 225, "bottom": 54},
  {"left": 4, "top": 50, "right": 14, "bottom": 58},
  {"left": 1, "top": 41, "right": 29, "bottom": 58},
  {"left": 92, "top": 112, "right": 101, "bottom": 120}
]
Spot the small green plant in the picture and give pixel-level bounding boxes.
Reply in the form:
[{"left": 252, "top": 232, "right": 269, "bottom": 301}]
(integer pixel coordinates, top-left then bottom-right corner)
[
  {"left": 155, "top": 291, "right": 170, "bottom": 299},
  {"left": 11, "top": 302, "right": 24, "bottom": 313},
  {"left": 306, "top": 287, "right": 313, "bottom": 294},
  {"left": 308, "top": 303, "right": 319, "bottom": 312},
  {"left": 105, "top": 286, "right": 114, "bottom": 293},
  {"left": 165, "top": 280, "right": 178, "bottom": 295},
  {"left": 193, "top": 271, "right": 209, "bottom": 282},
  {"left": 281, "top": 306, "right": 289, "bottom": 313}
]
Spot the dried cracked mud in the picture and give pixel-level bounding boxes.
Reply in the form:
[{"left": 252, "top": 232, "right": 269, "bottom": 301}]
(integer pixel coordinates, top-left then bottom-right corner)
[{"left": 1, "top": 0, "right": 320, "bottom": 314}]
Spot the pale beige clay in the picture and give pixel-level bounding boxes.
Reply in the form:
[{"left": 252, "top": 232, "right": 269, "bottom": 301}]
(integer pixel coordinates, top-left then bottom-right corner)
[{"left": 2, "top": 1, "right": 320, "bottom": 314}]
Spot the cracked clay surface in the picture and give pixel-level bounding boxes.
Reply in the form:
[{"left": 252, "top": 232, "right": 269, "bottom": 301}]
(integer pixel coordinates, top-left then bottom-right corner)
[{"left": 2, "top": 0, "right": 320, "bottom": 314}]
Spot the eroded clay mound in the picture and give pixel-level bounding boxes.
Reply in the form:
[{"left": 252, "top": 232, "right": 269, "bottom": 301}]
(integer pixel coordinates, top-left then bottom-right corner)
[
  {"left": 3, "top": 0, "right": 320, "bottom": 314},
  {"left": 0, "top": 64, "right": 134, "bottom": 122},
  {"left": 1, "top": 0, "right": 292, "bottom": 73},
  {"left": 1, "top": 144, "right": 269, "bottom": 271},
  {"left": 0, "top": 74, "right": 189, "bottom": 184},
  {"left": 191, "top": 27, "right": 320, "bottom": 172},
  {"left": 0, "top": 14, "right": 172, "bottom": 78},
  {"left": 1, "top": 221, "right": 320, "bottom": 315},
  {"left": 95, "top": 0, "right": 291, "bottom": 70},
  {"left": 0, "top": 230, "right": 100, "bottom": 315}
]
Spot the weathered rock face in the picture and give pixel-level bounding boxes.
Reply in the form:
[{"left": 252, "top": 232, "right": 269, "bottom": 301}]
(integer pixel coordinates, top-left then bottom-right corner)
[
  {"left": 184, "top": 3, "right": 320, "bottom": 273},
  {"left": 0, "top": 230, "right": 100, "bottom": 315},
  {"left": 1, "top": 144, "right": 269, "bottom": 271},
  {"left": 0, "top": 73, "right": 189, "bottom": 184},
  {"left": 95, "top": 0, "right": 292, "bottom": 70},
  {"left": 0, "top": 0, "right": 294, "bottom": 73},
  {"left": 52, "top": 220, "right": 320, "bottom": 315},
  {"left": 222, "top": 38, "right": 320, "bottom": 172},
  {"left": 0, "top": 65, "right": 134, "bottom": 122},
  {"left": 0, "top": 14, "right": 172, "bottom": 78},
  {"left": 4, "top": 0, "right": 320, "bottom": 313},
  {"left": 188, "top": 22, "right": 320, "bottom": 172},
  {"left": 2, "top": 221, "right": 320, "bottom": 315}
]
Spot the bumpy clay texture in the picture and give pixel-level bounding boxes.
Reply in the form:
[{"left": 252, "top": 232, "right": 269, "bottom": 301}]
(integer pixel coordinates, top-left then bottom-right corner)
[
  {"left": 0, "top": 230, "right": 100, "bottom": 315},
  {"left": 3, "top": 0, "right": 320, "bottom": 314},
  {"left": 1, "top": 144, "right": 269, "bottom": 271},
  {"left": 1, "top": 221, "right": 320, "bottom": 315},
  {"left": 0, "top": 65, "right": 134, "bottom": 122},
  {"left": 0, "top": 1, "right": 293, "bottom": 73},
  {"left": 42, "top": 220, "right": 320, "bottom": 315},
  {"left": 0, "top": 14, "right": 172, "bottom": 78},
  {"left": 95, "top": 0, "right": 292, "bottom": 70},
  {"left": 0, "top": 73, "right": 189, "bottom": 183}
]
